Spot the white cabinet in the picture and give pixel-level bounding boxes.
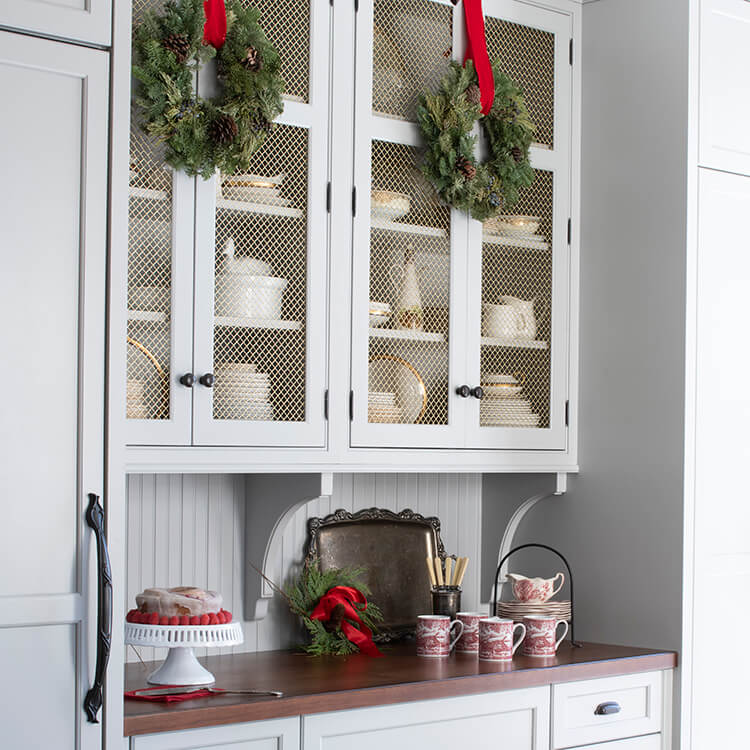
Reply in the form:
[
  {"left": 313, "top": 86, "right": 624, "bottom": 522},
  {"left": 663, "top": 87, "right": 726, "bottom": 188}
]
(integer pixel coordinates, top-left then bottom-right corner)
[
  {"left": 126, "top": 0, "right": 330, "bottom": 449},
  {"left": 350, "top": 0, "right": 574, "bottom": 452},
  {"left": 130, "top": 717, "right": 300, "bottom": 750},
  {"left": 303, "top": 687, "right": 550, "bottom": 750},
  {"left": 575, "top": 737, "right": 661, "bottom": 750},
  {"left": 552, "top": 671, "right": 663, "bottom": 749},
  {"left": 0, "top": 0, "right": 112, "bottom": 47},
  {"left": 699, "top": 0, "right": 750, "bottom": 175},
  {"left": 0, "top": 29, "right": 109, "bottom": 750},
  {"left": 689, "top": 167, "right": 750, "bottom": 748}
]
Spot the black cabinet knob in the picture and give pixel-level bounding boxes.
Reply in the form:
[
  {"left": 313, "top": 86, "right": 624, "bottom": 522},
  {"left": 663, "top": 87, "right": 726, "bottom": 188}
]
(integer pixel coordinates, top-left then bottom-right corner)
[
  {"left": 199, "top": 373, "right": 215, "bottom": 388},
  {"left": 455, "top": 385, "right": 471, "bottom": 398},
  {"left": 471, "top": 386, "right": 484, "bottom": 400},
  {"left": 179, "top": 373, "right": 195, "bottom": 388}
]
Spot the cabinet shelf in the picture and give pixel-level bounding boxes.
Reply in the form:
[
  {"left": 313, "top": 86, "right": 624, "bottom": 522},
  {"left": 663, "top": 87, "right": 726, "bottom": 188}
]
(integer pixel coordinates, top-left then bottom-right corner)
[
  {"left": 128, "top": 309, "right": 167, "bottom": 323},
  {"left": 482, "top": 232, "right": 550, "bottom": 251},
  {"left": 369, "top": 327, "right": 446, "bottom": 344},
  {"left": 216, "top": 198, "right": 304, "bottom": 219},
  {"left": 129, "top": 186, "right": 168, "bottom": 201},
  {"left": 481, "top": 336, "right": 549, "bottom": 350},
  {"left": 371, "top": 218, "right": 448, "bottom": 238},
  {"left": 215, "top": 316, "right": 303, "bottom": 331}
]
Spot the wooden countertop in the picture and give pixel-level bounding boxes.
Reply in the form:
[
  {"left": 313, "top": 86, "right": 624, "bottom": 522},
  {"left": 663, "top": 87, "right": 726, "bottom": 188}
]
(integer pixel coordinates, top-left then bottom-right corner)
[{"left": 124, "top": 641, "right": 677, "bottom": 737}]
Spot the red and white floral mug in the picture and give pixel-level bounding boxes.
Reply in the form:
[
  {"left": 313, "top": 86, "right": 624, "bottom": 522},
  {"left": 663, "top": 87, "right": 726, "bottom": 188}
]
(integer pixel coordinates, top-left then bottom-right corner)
[
  {"left": 455, "top": 612, "right": 483, "bottom": 653},
  {"left": 522, "top": 615, "right": 569, "bottom": 657},
  {"left": 478, "top": 617, "right": 526, "bottom": 661},
  {"left": 416, "top": 614, "right": 464, "bottom": 658}
]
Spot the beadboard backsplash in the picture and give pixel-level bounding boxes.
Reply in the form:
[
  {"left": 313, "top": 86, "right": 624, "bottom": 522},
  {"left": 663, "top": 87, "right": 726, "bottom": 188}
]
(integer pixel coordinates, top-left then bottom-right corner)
[{"left": 125, "top": 473, "right": 482, "bottom": 664}]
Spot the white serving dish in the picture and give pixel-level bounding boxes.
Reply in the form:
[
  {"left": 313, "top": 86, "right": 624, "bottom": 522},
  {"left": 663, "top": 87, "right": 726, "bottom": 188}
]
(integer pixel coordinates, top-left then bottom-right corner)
[
  {"left": 371, "top": 190, "right": 410, "bottom": 220},
  {"left": 215, "top": 273, "right": 287, "bottom": 319},
  {"left": 484, "top": 215, "right": 541, "bottom": 237}
]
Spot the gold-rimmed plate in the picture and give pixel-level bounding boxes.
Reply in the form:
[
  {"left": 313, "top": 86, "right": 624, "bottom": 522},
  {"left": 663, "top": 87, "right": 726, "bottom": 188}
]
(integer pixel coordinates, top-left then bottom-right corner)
[{"left": 368, "top": 354, "right": 427, "bottom": 424}]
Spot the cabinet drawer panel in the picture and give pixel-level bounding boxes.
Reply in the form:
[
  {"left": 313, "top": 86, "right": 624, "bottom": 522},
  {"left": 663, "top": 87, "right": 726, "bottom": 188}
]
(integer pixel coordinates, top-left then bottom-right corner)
[
  {"left": 552, "top": 671, "right": 662, "bottom": 748},
  {"left": 578, "top": 736, "right": 661, "bottom": 750}
]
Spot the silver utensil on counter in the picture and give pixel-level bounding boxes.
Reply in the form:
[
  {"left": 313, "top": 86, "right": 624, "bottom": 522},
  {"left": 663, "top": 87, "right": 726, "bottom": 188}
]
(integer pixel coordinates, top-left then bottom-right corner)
[{"left": 132, "top": 686, "right": 283, "bottom": 697}]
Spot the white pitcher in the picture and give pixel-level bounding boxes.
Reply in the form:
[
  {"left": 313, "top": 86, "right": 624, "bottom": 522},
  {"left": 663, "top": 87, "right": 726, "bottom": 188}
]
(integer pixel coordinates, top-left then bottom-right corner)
[{"left": 500, "top": 296, "right": 536, "bottom": 340}]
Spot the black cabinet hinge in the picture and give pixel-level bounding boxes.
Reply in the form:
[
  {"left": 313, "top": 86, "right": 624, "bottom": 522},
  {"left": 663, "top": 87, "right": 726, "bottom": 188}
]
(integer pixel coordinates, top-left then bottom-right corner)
[
  {"left": 349, "top": 390, "right": 354, "bottom": 421},
  {"left": 324, "top": 389, "right": 329, "bottom": 420},
  {"left": 565, "top": 400, "right": 570, "bottom": 427},
  {"left": 569, "top": 38, "right": 574, "bottom": 65},
  {"left": 326, "top": 181, "right": 331, "bottom": 213},
  {"left": 567, "top": 218, "right": 572, "bottom": 245},
  {"left": 354, "top": 0, "right": 359, "bottom": 11},
  {"left": 352, "top": 186, "right": 357, "bottom": 217}
]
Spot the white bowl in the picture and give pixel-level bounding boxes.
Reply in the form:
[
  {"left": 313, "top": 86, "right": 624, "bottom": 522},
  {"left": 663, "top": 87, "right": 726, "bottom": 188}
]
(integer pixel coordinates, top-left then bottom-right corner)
[
  {"left": 484, "top": 215, "right": 541, "bottom": 237},
  {"left": 371, "top": 190, "right": 410, "bottom": 220},
  {"left": 215, "top": 274, "right": 287, "bottom": 319},
  {"left": 369, "top": 312, "right": 391, "bottom": 327}
]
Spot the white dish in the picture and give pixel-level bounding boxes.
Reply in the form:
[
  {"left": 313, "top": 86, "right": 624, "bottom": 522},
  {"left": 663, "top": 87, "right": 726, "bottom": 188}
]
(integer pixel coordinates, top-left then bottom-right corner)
[
  {"left": 215, "top": 274, "right": 287, "bottom": 319},
  {"left": 215, "top": 363, "right": 258, "bottom": 373},
  {"left": 371, "top": 190, "right": 410, "bottom": 220},
  {"left": 221, "top": 186, "right": 291, "bottom": 205},
  {"left": 223, "top": 173, "right": 285, "bottom": 187},
  {"left": 483, "top": 373, "right": 519, "bottom": 385},
  {"left": 369, "top": 313, "right": 391, "bottom": 327},
  {"left": 484, "top": 215, "right": 541, "bottom": 237},
  {"left": 370, "top": 300, "right": 391, "bottom": 313},
  {"left": 482, "top": 385, "right": 524, "bottom": 398}
]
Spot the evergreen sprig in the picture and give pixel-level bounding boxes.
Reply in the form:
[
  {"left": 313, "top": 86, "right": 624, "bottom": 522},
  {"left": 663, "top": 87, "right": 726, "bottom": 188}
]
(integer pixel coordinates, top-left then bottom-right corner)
[
  {"left": 132, "top": 0, "right": 284, "bottom": 178},
  {"left": 283, "top": 560, "right": 383, "bottom": 657},
  {"left": 417, "top": 60, "right": 536, "bottom": 220}
]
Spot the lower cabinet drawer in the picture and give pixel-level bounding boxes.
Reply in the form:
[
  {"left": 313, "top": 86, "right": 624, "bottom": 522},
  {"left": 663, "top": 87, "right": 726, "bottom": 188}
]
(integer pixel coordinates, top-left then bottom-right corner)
[
  {"left": 577, "top": 735, "right": 661, "bottom": 750},
  {"left": 552, "top": 671, "right": 663, "bottom": 749},
  {"left": 129, "top": 717, "right": 300, "bottom": 750}
]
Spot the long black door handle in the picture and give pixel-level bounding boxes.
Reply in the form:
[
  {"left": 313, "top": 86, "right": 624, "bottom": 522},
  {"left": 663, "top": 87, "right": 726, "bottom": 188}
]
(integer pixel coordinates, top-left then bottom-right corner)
[{"left": 83, "top": 493, "right": 112, "bottom": 723}]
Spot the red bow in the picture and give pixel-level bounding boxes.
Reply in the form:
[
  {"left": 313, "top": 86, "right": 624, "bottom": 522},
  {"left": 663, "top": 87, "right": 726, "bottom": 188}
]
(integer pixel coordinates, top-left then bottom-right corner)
[
  {"left": 203, "top": 0, "right": 227, "bottom": 49},
  {"left": 463, "top": 0, "right": 494, "bottom": 115},
  {"left": 310, "top": 586, "right": 383, "bottom": 657}
]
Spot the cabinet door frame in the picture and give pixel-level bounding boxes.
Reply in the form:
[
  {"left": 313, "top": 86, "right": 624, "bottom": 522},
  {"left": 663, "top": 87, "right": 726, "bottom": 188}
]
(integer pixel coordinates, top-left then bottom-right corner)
[
  {"left": 192, "top": 0, "right": 331, "bottom": 448},
  {"left": 464, "top": 0, "right": 572, "bottom": 451},
  {"left": 0, "top": 0, "right": 112, "bottom": 47},
  {"left": 303, "top": 686, "right": 550, "bottom": 748},
  {"left": 0, "top": 30, "right": 108, "bottom": 750},
  {"left": 349, "top": 0, "right": 471, "bottom": 449}
]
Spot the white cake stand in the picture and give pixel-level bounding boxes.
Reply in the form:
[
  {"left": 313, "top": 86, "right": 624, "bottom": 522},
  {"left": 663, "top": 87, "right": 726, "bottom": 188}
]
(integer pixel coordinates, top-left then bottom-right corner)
[{"left": 125, "top": 621, "right": 244, "bottom": 685}]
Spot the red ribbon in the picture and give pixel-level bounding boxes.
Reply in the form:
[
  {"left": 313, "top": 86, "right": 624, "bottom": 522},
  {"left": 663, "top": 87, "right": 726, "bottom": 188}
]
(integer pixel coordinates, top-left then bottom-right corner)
[
  {"left": 463, "top": 0, "right": 494, "bottom": 115},
  {"left": 310, "top": 586, "right": 383, "bottom": 657},
  {"left": 203, "top": 0, "right": 227, "bottom": 49}
]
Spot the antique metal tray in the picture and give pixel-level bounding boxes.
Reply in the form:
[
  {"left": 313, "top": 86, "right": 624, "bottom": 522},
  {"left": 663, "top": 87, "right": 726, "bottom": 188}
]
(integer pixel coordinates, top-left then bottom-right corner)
[{"left": 306, "top": 507, "right": 445, "bottom": 641}]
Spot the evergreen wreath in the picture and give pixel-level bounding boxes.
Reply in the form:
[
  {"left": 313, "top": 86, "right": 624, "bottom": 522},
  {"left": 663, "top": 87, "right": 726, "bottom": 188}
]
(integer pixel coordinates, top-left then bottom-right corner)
[
  {"left": 417, "top": 60, "right": 536, "bottom": 221},
  {"left": 132, "top": 0, "right": 284, "bottom": 179}
]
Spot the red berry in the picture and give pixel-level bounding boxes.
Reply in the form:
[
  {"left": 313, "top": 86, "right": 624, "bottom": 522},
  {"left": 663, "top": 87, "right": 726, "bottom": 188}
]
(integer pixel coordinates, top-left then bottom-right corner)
[
  {"left": 126, "top": 609, "right": 135, "bottom": 622},
  {"left": 218, "top": 611, "right": 227, "bottom": 624},
  {"left": 190, "top": 615, "right": 200, "bottom": 625},
  {"left": 159, "top": 615, "right": 169, "bottom": 626},
  {"left": 200, "top": 614, "right": 210, "bottom": 626},
  {"left": 135, "top": 612, "right": 145, "bottom": 623},
  {"left": 179, "top": 615, "right": 190, "bottom": 625},
  {"left": 224, "top": 611, "right": 232, "bottom": 623},
  {"left": 208, "top": 613, "right": 219, "bottom": 625},
  {"left": 169, "top": 616, "right": 179, "bottom": 626},
  {"left": 148, "top": 612, "right": 159, "bottom": 625}
]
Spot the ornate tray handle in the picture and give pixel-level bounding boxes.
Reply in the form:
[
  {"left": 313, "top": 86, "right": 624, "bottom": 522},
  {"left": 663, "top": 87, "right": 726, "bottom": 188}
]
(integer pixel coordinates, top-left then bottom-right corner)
[{"left": 84, "top": 493, "right": 113, "bottom": 723}]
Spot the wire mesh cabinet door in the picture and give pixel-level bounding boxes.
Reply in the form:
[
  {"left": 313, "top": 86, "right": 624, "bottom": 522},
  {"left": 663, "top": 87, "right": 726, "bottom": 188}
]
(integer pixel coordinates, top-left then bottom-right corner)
[
  {"left": 192, "top": 0, "right": 330, "bottom": 447},
  {"left": 126, "top": 0, "right": 195, "bottom": 447},
  {"left": 465, "top": 0, "right": 573, "bottom": 450},
  {"left": 350, "top": 0, "right": 471, "bottom": 449}
]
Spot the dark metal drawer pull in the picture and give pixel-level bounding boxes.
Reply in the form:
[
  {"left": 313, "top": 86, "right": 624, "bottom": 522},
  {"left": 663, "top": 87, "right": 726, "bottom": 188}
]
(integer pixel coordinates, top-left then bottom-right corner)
[{"left": 595, "top": 701, "right": 621, "bottom": 716}]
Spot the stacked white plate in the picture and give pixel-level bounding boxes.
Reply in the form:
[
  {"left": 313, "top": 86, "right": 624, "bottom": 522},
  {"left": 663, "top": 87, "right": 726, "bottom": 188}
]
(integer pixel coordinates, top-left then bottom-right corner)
[
  {"left": 214, "top": 363, "right": 274, "bottom": 421},
  {"left": 127, "top": 379, "right": 149, "bottom": 419},
  {"left": 496, "top": 600, "right": 572, "bottom": 622},
  {"left": 219, "top": 173, "right": 291, "bottom": 207},
  {"left": 480, "top": 373, "right": 540, "bottom": 427},
  {"left": 368, "top": 391, "right": 402, "bottom": 423}
]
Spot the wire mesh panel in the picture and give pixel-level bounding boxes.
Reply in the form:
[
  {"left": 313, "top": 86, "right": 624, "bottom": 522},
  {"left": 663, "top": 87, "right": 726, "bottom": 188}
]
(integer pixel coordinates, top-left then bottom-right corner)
[
  {"left": 252, "top": 0, "right": 310, "bottom": 102},
  {"left": 368, "top": 140, "right": 451, "bottom": 426},
  {"left": 212, "top": 123, "right": 308, "bottom": 422},
  {"left": 372, "top": 0, "right": 452, "bottom": 122},
  {"left": 127, "top": 103, "right": 173, "bottom": 421},
  {"left": 485, "top": 15, "right": 555, "bottom": 149},
  {"left": 479, "top": 169, "right": 553, "bottom": 429}
]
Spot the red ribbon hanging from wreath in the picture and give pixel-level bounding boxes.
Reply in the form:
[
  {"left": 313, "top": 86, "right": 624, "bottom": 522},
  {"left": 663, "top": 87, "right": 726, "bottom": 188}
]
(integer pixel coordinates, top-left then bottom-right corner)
[
  {"left": 203, "top": 0, "right": 227, "bottom": 49},
  {"left": 462, "top": 0, "right": 494, "bottom": 115},
  {"left": 310, "top": 586, "right": 384, "bottom": 657}
]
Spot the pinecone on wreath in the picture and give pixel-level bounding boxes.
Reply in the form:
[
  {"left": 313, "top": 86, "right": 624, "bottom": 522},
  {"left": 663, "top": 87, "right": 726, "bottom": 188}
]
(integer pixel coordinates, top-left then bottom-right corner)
[
  {"left": 456, "top": 155, "right": 477, "bottom": 181},
  {"left": 162, "top": 33, "right": 190, "bottom": 64},
  {"left": 241, "top": 46, "right": 262, "bottom": 72},
  {"left": 209, "top": 114, "right": 239, "bottom": 145},
  {"left": 511, "top": 145, "right": 524, "bottom": 163},
  {"left": 466, "top": 83, "right": 481, "bottom": 107}
]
